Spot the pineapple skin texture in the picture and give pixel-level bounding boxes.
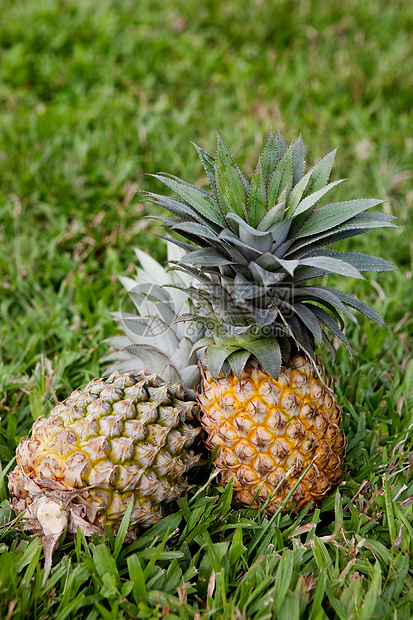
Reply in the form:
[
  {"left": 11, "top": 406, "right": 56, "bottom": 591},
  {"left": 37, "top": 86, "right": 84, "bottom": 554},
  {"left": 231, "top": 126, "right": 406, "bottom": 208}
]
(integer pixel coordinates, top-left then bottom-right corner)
[
  {"left": 9, "top": 372, "right": 201, "bottom": 539},
  {"left": 199, "top": 355, "right": 346, "bottom": 512}
]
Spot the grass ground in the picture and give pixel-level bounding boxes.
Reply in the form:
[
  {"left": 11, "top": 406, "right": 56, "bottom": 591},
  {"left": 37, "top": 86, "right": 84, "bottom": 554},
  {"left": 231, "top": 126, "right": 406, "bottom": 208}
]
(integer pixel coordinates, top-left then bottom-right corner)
[{"left": 1, "top": 0, "right": 412, "bottom": 618}]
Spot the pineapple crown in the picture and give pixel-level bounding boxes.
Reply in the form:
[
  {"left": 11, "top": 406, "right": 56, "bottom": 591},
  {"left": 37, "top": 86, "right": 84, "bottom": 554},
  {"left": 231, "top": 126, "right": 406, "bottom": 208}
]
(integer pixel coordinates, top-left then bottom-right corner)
[
  {"left": 145, "top": 132, "right": 397, "bottom": 380},
  {"left": 105, "top": 242, "right": 204, "bottom": 391}
]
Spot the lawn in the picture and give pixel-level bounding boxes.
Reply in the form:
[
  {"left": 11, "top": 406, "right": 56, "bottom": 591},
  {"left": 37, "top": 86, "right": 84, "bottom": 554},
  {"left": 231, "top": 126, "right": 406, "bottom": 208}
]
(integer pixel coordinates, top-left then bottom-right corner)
[{"left": 1, "top": 0, "right": 412, "bottom": 618}]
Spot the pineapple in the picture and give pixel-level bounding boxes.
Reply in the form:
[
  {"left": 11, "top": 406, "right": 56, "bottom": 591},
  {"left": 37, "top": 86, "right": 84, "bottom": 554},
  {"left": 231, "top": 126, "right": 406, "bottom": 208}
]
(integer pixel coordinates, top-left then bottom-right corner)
[
  {"left": 8, "top": 244, "right": 204, "bottom": 567},
  {"left": 148, "top": 131, "right": 396, "bottom": 512},
  {"left": 9, "top": 373, "right": 200, "bottom": 537},
  {"left": 199, "top": 356, "right": 345, "bottom": 512}
]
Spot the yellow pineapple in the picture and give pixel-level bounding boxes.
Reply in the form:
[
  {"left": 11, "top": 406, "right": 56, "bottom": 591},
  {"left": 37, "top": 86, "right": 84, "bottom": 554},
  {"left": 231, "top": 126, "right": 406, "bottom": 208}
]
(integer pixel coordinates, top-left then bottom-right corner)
[{"left": 150, "top": 131, "right": 396, "bottom": 512}]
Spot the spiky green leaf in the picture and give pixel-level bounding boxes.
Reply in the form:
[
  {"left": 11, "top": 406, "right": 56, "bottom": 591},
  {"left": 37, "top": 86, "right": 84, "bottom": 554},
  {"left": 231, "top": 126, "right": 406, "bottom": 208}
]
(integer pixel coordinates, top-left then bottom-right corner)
[
  {"left": 321, "top": 330, "right": 336, "bottom": 363},
  {"left": 285, "top": 174, "right": 311, "bottom": 216},
  {"left": 322, "top": 287, "right": 385, "bottom": 326},
  {"left": 145, "top": 192, "right": 201, "bottom": 222},
  {"left": 310, "top": 306, "right": 353, "bottom": 357},
  {"left": 171, "top": 221, "right": 221, "bottom": 244},
  {"left": 227, "top": 350, "right": 252, "bottom": 378},
  {"left": 219, "top": 229, "right": 262, "bottom": 260},
  {"left": 298, "top": 198, "right": 386, "bottom": 237},
  {"left": 291, "top": 135, "right": 305, "bottom": 186},
  {"left": 267, "top": 151, "right": 292, "bottom": 212},
  {"left": 286, "top": 212, "right": 397, "bottom": 255},
  {"left": 293, "top": 265, "right": 337, "bottom": 282},
  {"left": 153, "top": 234, "right": 198, "bottom": 253},
  {"left": 302, "top": 285, "right": 358, "bottom": 325},
  {"left": 247, "top": 161, "right": 267, "bottom": 227},
  {"left": 302, "top": 148, "right": 337, "bottom": 196},
  {"left": 257, "top": 199, "right": 286, "bottom": 230},
  {"left": 276, "top": 286, "right": 349, "bottom": 327},
  {"left": 263, "top": 255, "right": 300, "bottom": 276},
  {"left": 192, "top": 142, "right": 218, "bottom": 198},
  {"left": 274, "top": 131, "right": 287, "bottom": 157},
  {"left": 215, "top": 135, "right": 248, "bottom": 218},
  {"left": 260, "top": 131, "right": 286, "bottom": 184},
  {"left": 226, "top": 212, "right": 273, "bottom": 253},
  {"left": 299, "top": 256, "right": 364, "bottom": 279},
  {"left": 180, "top": 248, "right": 233, "bottom": 267},
  {"left": 243, "top": 338, "right": 282, "bottom": 380},
  {"left": 151, "top": 174, "right": 226, "bottom": 226},
  {"left": 207, "top": 344, "right": 240, "bottom": 378},
  {"left": 308, "top": 250, "right": 397, "bottom": 272},
  {"left": 294, "top": 304, "right": 323, "bottom": 344},
  {"left": 292, "top": 179, "right": 345, "bottom": 216}
]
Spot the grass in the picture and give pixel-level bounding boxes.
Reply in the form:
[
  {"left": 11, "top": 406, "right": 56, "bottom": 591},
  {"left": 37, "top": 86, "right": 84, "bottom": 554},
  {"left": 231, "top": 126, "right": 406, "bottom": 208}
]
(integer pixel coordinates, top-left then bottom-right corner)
[{"left": 1, "top": 0, "right": 412, "bottom": 617}]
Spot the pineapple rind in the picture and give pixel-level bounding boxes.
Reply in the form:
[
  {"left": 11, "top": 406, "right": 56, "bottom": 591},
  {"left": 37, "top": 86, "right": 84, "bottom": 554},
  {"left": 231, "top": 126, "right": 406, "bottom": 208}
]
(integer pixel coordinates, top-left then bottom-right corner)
[
  {"left": 9, "top": 371, "right": 201, "bottom": 539},
  {"left": 199, "top": 355, "right": 345, "bottom": 513}
]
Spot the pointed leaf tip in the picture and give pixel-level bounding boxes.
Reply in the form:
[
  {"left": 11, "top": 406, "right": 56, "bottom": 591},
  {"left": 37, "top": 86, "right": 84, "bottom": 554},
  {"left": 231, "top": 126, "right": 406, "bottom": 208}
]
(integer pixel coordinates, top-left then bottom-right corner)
[
  {"left": 247, "top": 161, "right": 267, "bottom": 228},
  {"left": 215, "top": 135, "right": 248, "bottom": 219}
]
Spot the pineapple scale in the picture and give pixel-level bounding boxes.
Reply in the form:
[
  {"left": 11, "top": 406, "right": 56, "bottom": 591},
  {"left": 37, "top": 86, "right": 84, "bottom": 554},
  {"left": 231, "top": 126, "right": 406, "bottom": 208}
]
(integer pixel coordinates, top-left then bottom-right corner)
[{"left": 199, "top": 355, "right": 346, "bottom": 513}]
